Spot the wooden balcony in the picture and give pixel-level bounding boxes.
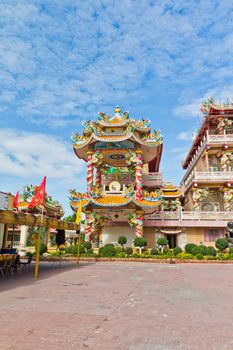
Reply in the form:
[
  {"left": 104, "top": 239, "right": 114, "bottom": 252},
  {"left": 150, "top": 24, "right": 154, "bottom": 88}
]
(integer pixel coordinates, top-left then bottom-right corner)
[{"left": 144, "top": 211, "right": 233, "bottom": 228}]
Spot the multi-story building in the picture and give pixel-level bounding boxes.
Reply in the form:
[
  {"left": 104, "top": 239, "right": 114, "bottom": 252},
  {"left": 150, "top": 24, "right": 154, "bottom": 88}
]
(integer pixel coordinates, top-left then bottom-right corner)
[{"left": 70, "top": 102, "right": 233, "bottom": 248}]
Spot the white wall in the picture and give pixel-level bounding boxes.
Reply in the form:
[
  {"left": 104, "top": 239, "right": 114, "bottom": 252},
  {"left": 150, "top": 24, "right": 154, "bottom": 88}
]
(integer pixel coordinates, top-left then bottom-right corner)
[{"left": 101, "top": 226, "right": 135, "bottom": 246}]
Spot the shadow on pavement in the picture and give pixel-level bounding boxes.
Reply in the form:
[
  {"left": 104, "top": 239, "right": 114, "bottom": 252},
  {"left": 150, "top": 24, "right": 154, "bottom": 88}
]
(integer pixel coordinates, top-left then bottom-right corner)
[{"left": 0, "top": 261, "right": 95, "bottom": 292}]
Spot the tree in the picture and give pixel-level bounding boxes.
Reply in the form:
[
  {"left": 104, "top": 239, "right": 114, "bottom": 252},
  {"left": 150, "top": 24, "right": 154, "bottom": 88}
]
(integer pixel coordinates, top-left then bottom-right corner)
[
  {"left": 157, "top": 237, "right": 168, "bottom": 252},
  {"left": 215, "top": 238, "right": 228, "bottom": 253},
  {"left": 118, "top": 236, "right": 127, "bottom": 249},
  {"left": 134, "top": 237, "right": 147, "bottom": 255}
]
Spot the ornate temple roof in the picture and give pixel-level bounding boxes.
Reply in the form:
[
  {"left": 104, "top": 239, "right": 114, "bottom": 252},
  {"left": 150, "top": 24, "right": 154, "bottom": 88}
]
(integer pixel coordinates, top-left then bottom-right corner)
[
  {"left": 18, "top": 184, "right": 64, "bottom": 218},
  {"left": 162, "top": 183, "right": 182, "bottom": 198},
  {"left": 201, "top": 97, "right": 233, "bottom": 116},
  {"left": 71, "top": 106, "right": 163, "bottom": 168},
  {"left": 69, "top": 191, "right": 161, "bottom": 211}
]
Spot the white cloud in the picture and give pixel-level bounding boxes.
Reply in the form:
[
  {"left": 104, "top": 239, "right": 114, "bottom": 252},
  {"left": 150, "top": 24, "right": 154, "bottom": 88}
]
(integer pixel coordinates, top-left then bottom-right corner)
[
  {"left": 177, "top": 131, "right": 193, "bottom": 141},
  {"left": 1, "top": 1, "right": 233, "bottom": 126},
  {"left": 0, "top": 128, "right": 84, "bottom": 180}
]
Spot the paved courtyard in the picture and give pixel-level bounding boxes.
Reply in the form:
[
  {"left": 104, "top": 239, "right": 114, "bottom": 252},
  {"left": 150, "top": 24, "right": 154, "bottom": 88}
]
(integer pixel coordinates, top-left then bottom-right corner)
[{"left": 0, "top": 261, "right": 233, "bottom": 350}]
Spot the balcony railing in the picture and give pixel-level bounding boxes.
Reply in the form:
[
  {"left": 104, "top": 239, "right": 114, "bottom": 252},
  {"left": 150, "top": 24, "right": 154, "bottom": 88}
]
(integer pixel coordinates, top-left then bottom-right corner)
[
  {"left": 182, "top": 170, "right": 233, "bottom": 191},
  {"left": 102, "top": 172, "right": 163, "bottom": 186},
  {"left": 146, "top": 211, "right": 233, "bottom": 221},
  {"left": 181, "top": 130, "right": 233, "bottom": 187}
]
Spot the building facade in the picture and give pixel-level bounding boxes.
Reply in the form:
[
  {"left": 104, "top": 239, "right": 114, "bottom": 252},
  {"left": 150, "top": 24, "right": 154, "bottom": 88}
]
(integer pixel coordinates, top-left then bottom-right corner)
[{"left": 70, "top": 102, "right": 233, "bottom": 248}]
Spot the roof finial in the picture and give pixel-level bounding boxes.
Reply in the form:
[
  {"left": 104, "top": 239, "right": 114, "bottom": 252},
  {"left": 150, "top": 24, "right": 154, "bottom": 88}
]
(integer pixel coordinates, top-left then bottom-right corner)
[{"left": 114, "top": 106, "right": 121, "bottom": 114}]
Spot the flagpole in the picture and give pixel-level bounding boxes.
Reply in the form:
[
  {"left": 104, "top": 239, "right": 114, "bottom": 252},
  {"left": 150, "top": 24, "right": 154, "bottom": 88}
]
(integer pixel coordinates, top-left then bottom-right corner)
[
  {"left": 34, "top": 205, "right": 44, "bottom": 280},
  {"left": 77, "top": 200, "right": 82, "bottom": 265}
]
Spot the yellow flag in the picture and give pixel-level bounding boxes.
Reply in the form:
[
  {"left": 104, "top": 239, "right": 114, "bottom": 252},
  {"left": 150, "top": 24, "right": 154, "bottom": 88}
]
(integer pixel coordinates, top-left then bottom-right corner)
[{"left": 75, "top": 200, "right": 82, "bottom": 224}]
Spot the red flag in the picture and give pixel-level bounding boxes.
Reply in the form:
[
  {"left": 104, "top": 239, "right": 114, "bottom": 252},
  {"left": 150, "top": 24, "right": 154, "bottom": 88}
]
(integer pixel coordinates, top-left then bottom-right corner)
[
  {"left": 28, "top": 176, "right": 46, "bottom": 208},
  {"left": 13, "top": 191, "right": 19, "bottom": 210}
]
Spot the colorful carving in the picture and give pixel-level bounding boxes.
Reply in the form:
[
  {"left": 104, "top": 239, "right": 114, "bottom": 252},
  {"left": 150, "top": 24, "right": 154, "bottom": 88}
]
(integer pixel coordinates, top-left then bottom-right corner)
[
  {"left": 92, "top": 150, "right": 103, "bottom": 166},
  {"left": 217, "top": 118, "right": 233, "bottom": 134},
  {"left": 135, "top": 151, "right": 143, "bottom": 201},
  {"left": 223, "top": 189, "right": 233, "bottom": 211},
  {"left": 135, "top": 118, "right": 151, "bottom": 128},
  {"left": 71, "top": 132, "right": 86, "bottom": 144},
  {"left": 18, "top": 184, "right": 64, "bottom": 215},
  {"left": 69, "top": 189, "right": 87, "bottom": 202},
  {"left": 161, "top": 198, "right": 180, "bottom": 211},
  {"left": 125, "top": 150, "right": 137, "bottom": 165},
  {"left": 85, "top": 211, "right": 109, "bottom": 242},
  {"left": 128, "top": 211, "right": 143, "bottom": 237},
  {"left": 95, "top": 167, "right": 101, "bottom": 189},
  {"left": 192, "top": 188, "right": 209, "bottom": 211},
  {"left": 142, "top": 190, "right": 162, "bottom": 202},
  {"left": 220, "top": 152, "right": 233, "bottom": 171},
  {"left": 142, "top": 130, "right": 163, "bottom": 143},
  {"left": 125, "top": 183, "right": 135, "bottom": 198},
  {"left": 98, "top": 112, "right": 111, "bottom": 123},
  {"left": 86, "top": 152, "right": 93, "bottom": 197},
  {"left": 200, "top": 97, "right": 215, "bottom": 116},
  {"left": 89, "top": 184, "right": 102, "bottom": 198}
]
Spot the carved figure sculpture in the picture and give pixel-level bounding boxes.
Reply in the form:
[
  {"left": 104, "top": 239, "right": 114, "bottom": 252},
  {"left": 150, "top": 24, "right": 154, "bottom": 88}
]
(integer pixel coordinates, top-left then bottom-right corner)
[
  {"left": 223, "top": 189, "right": 233, "bottom": 211},
  {"left": 125, "top": 183, "right": 135, "bottom": 198},
  {"left": 192, "top": 188, "right": 209, "bottom": 211},
  {"left": 92, "top": 150, "right": 103, "bottom": 166},
  {"left": 125, "top": 150, "right": 137, "bottom": 165}
]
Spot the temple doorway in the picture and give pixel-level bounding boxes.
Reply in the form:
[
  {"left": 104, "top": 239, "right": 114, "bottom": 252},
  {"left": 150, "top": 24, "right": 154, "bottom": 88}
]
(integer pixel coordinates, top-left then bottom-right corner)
[{"left": 166, "top": 234, "right": 177, "bottom": 248}]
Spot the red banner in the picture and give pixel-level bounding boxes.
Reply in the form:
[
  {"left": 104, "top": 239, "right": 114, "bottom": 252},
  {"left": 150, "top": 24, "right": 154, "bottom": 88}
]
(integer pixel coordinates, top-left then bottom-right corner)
[
  {"left": 28, "top": 176, "right": 46, "bottom": 208},
  {"left": 13, "top": 191, "right": 19, "bottom": 210}
]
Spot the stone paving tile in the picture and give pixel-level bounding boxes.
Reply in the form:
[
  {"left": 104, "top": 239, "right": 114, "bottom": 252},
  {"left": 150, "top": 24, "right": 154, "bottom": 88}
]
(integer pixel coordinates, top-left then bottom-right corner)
[{"left": 0, "top": 262, "right": 233, "bottom": 349}]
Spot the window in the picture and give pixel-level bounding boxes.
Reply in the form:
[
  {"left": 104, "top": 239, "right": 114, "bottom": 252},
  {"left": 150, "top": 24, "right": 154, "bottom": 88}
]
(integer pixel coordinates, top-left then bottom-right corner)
[{"left": 204, "top": 229, "right": 224, "bottom": 242}]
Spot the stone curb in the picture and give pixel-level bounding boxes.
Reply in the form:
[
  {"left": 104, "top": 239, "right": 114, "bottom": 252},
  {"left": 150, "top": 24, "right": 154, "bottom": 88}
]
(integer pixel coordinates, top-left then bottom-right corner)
[{"left": 37, "top": 256, "right": 233, "bottom": 264}]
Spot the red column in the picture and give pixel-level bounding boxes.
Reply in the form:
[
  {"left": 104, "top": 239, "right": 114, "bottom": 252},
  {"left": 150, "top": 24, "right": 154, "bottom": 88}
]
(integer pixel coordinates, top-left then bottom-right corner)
[
  {"left": 86, "top": 151, "right": 93, "bottom": 197},
  {"left": 95, "top": 166, "right": 101, "bottom": 189}
]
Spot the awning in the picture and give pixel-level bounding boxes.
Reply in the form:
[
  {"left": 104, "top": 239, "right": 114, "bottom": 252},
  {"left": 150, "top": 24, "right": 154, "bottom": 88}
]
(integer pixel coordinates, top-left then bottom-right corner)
[
  {"left": 0, "top": 210, "right": 79, "bottom": 230},
  {"left": 160, "top": 229, "right": 183, "bottom": 234}
]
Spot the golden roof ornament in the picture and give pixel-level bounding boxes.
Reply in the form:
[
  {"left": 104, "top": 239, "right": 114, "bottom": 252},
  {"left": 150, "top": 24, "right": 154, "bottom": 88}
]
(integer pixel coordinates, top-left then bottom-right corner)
[{"left": 114, "top": 106, "right": 121, "bottom": 115}]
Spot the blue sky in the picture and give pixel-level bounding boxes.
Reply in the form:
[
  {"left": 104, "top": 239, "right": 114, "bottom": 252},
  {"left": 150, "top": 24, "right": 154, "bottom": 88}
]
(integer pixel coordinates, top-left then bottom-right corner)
[{"left": 1, "top": 0, "right": 233, "bottom": 214}]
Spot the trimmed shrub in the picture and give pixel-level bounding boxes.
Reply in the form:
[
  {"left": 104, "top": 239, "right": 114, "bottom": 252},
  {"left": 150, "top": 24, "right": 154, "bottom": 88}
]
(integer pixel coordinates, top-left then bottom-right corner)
[
  {"left": 215, "top": 238, "right": 229, "bottom": 252},
  {"left": 206, "top": 246, "right": 217, "bottom": 256},
  {"left": 59, "top": 244, "right": 66, "bottom": 251},
  {"left": 118, "top": 236, "right": 127, "bottom": 248},
  {"left": 176, "top": 253, "right": 194, "bottom": 259},
  {"left": 84, "top": 248, "right": 94, "bottom": 257},
  {"left": 173, "top": 247, "right": 182, "bottom": 256},
  {"left": 117, "top": 252, "right": 126, "bottom": 258},
  {"left": 40, "top": 243, "right": 47, "bottom": 256},
  {"left": 150, "top": 248, "right": 159, "bottom": 255},
  {"left": 185, "top": 243, "right": 196, "bottom": 254},
  {"left": 228, "top": 247, "right": 233, "bottom": 255},
  {"left": 196, "top": 253, "right": 204, "bottom": 260},
  {"left": 125, "top": 247, "right": 133, "bottom": 255},
  {"left": 104, "top": 243, "right": 115, "bottom": 247},
  {"left": 115, "top": 247, "right": 123, "bottom": 254},
  {"left": 65, "top": 246, "right": 72, "bottom": 254},
  {"left": 157, "top": 237, "right": 168, "bottom": 246},
  {"left": 83, "top": 241, "right": 92, "bottom": 250},
  {"left": 132, "top": 253, "right": 141, "bottom": 258},
  {"left": 72, "top": 244, "right": 85, "bottom": 255},
  {"left": 191, "top": 245, "right": 207, "bottom": 256},
  {"left": 165, "top": 250, "right": 174, "bottom": 257},
  {"left": 134, "top": 237, "right": 147, "bottom": 247},
  {"left": 99, "top": 245, "right": 116, "bottom": 257}
]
